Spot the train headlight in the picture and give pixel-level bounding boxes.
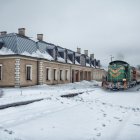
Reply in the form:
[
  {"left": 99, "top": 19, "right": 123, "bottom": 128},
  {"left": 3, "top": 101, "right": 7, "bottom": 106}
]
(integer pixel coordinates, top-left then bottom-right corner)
[{"left": 123, "top": 79, "right": 126, "bottom": 81}]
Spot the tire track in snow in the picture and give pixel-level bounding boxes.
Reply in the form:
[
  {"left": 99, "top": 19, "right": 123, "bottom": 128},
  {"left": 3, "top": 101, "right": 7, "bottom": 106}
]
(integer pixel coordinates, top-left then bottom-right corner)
[{"left": 0, "top": 99, "right": 83, "bottom": 128}]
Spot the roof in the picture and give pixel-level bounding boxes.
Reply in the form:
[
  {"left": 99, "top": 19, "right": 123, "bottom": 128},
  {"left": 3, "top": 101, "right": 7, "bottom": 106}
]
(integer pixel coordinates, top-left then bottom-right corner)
[
  {"left": 37, "top": 41, "right": 55, "bottom": 53},
  {"left": 0, "top": 33, "right": 37, "bottom": 54},
  {"left": 109, "top": 60, "right": 128, "bottom": 65},
  {"left": 0, "top": 32, "right": 101, "bottom": 68}
]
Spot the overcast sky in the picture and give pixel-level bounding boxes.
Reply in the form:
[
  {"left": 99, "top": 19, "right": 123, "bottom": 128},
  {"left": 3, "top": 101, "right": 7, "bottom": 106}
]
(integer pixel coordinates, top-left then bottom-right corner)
[{"left": 0, "top": 0, "right": 140, "bottom": 67}]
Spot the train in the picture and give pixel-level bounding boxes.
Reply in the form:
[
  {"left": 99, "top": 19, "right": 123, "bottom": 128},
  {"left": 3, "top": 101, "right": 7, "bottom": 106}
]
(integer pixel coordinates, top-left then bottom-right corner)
[{"left": 102, "top": 60, "right": 140, "bottom": 90}]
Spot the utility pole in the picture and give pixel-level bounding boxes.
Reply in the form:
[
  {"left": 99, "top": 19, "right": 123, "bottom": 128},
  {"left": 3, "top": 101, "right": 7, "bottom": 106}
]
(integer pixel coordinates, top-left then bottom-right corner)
[{"left": 110, "top": 55, "right": 114, "bottom": 62}]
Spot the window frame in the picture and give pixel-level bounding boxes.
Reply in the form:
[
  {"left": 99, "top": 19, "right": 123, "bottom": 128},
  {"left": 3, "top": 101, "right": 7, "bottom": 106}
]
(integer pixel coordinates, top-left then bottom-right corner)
[
  {"left": 60, "top": 70, "right": 63, "bottom": 81},
  {"left": 46, "top": 67, "right": 49, "bottom": 81},
  {"left": 46, "top": 67, "right": 51, "bottom": 81},
  {"left": 26, "top": 65, "right": 32, "bottom": 81},
  {"left": 0, "top": 64, "right": 2, "bottom": 80},
  {"left": 53, "top": 68, "right": 57, "bottom": 81},
  {"left": 65, "top": 69, "right": 69, "bottom": 81}
]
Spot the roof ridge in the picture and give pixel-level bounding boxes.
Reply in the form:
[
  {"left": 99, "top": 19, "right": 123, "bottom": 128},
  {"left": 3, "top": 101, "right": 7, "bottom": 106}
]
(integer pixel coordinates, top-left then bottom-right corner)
[{"left": 37, "top": 40, "right": 55, "bottom": 46}]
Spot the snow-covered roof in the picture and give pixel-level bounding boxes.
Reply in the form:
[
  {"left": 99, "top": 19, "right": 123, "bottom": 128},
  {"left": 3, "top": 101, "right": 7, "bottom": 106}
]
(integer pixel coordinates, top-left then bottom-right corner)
[
  {"left": 57, "top": 57, "right": 65, "bottom": 63},
  {"left": 0, "top": 34, "right": 55, "bottom": 61},
  {"left": 91, "top": 64, "right": 95, "bottom": 68},
  {"left": 0, "top": 33, "right": 37, "bottom": 54},
  {"left": 22, "top": 50, "right": 54, "bottom": 60},
  {"left": 86, "top": 63, "right": 90, "bottom": 67},
  {"left": 0, "top": 47, "right": 14, "bottom": 55},
  {"left": 0, "top": 33, "right": 101, "bottom": 68},
  {"left": 67, "top": 59, "right": 73, "bottom": 64},
  {"left": 75, "top": 60, "right": 80, "bottom": 65},
  {"left": 37, "top": 41, "right": 55, "bottom": 53}
]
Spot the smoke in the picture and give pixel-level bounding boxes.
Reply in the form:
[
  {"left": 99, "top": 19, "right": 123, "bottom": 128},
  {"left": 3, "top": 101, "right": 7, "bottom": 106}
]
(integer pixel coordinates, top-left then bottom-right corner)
[{"left": 116, "top": 53, "right": 125, "bottom": 61}]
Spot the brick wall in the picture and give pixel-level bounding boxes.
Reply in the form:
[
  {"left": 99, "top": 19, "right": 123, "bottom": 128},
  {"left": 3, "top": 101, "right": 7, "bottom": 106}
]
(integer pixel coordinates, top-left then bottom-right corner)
[
  {"left": 43, "top": 61, "right": 71, "bottom": 85},
  {"left": 0, "top": 58, "right": 15, "bottom": 87},
  {"left": 20, "top": 58, "right": 38, "bottom": 86},
  {"left": 0, "top": 55, "right": 106, "bottom": 87}
]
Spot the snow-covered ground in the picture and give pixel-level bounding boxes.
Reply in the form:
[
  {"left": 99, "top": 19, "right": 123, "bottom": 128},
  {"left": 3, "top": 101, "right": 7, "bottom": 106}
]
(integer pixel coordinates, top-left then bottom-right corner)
[{"left": 0, "top": 81, "right": 140, "bottom": 140}]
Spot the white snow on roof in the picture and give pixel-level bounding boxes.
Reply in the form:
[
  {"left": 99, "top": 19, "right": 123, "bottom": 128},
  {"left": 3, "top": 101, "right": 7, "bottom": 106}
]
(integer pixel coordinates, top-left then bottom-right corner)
[
  {"left": 86, "top": 63, "right": 90, "bottom": 66},
  {"left": 0, "top": 47, "right": 54, "bottom": 61},
  {"left": 67, "top": 59, "right": 73, "bottom": 64},
  {"left": 32, "top": 50, "right": 54, "bottom": 60},
  {"left": 75, "top": 60, "right": 80, "bottom": 65},
  {"left": 57, "top": 57, "right": 65, "bottom": 62},
  {"left": 96, "top": 66, "right": 100, "bottom": 69},
  {"left": 0, "top": 47, "right": 14, "bottom": 55},
  {"left": 91, "top": 64, "right": 95, "bottom": 68},
  {"left": 22, "top": 50, "right": 54, "bottom": 60}
]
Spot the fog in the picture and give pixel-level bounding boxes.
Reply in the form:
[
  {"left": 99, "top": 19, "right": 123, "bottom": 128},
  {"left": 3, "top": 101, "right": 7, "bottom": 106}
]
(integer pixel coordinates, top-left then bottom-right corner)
[{"left": 0, "top": 0, "right": 140, "bottom": 67}]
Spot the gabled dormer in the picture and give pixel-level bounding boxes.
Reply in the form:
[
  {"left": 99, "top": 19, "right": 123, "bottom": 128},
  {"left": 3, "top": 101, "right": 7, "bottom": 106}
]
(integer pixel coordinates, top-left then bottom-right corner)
[
  {"left": 36, "top": 34, "right": 55, "bottom": 60},
  {"left": 67, "top": 49, "right": 75, "bottom": 64},
  {"left": 56, "top": 46, "right": 66, "bottom": 63}
]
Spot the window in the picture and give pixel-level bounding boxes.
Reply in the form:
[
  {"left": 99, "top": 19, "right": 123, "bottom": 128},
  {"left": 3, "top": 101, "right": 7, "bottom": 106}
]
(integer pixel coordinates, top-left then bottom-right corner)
[
  {"left": 65, "top": 70, "right": 68, "bottom": 80},
  {"left": 26, "top": 65, "right": 32, "bottom": 80},
  {"left": 53, "top": 69, "right": 57, "bottom": 80},
  {"left": 46, "top": 68, "right": 49, "bottom": 80},
  {"left": 60, "top": 70, "right": 63, "bottom": 81},
  {"left": 0, "top": 64, "right": 2, "bottom": 80}
]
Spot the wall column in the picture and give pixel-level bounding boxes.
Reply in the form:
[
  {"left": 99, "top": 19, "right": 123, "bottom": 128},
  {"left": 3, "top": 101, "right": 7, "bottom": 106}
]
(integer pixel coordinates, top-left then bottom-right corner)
[
  {"left": 38, "top": 60, "right": 44, "bottom": 85},
  {"left": 15, "top": 58, "right": 20, "bottom": 88}
]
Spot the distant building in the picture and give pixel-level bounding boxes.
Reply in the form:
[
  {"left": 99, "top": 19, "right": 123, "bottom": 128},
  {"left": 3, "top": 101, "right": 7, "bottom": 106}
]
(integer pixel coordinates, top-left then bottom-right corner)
[{"left": 0, "top": 28, "right": 106, "bottom": 87}]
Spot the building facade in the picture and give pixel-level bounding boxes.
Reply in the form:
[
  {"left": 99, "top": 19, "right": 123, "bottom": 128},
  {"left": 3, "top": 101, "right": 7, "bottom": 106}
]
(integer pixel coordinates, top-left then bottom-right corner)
[{"left": 0, "top": 28, "right": 106, "bottom": 87}]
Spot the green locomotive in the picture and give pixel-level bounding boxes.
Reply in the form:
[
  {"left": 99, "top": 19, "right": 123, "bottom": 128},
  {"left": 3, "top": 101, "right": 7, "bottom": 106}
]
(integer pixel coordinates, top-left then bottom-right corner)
[{"left": 103, "top": 60, "right": 140, "bottom": 90}]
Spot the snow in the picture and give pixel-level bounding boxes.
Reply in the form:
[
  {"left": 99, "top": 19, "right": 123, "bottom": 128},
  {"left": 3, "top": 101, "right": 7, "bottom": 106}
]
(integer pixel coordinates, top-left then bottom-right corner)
[
  {"left": 86, "top": 63, "right": 90, "bottom": 66},
  {"left": 67, "top": 59, "right": 73, "bottom": 64},
  {"left": 22, "top": 50, "right": 54, "bottom": 60},
  {"left": 0, "top": 81, "right": 140, "bottom": 140},
  {"left": 57, "top": 57, "right": 65, "bottom": 62},
  {"left": 75, "top": 60, "right": 80, "bottom": 65},
  {"left": 0, "top": 47, "right": 54, "bottom": 61},
  {"left": 0, "top": 47, "right": 14, "bottom": 55},
  {"left": 91, "top": 64, "right": 95, "bottom": 68}
]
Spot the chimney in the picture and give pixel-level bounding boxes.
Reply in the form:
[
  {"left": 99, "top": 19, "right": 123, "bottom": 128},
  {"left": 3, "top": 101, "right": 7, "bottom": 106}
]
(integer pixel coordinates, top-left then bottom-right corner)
[
  {"left": 90, "top": 54, "right": 94, "bottom": 60},
  {"left": 18, "top": 28, "right": 25, "bottom": 36},
  {"left": 84, "top": 50, "right": 88, "bottom": 56},
  {"left": 0, "top": 31, "right": 7, "bottom": 36},
  {"left": 37, "top": 34, "right": 43, "bottom": 41},
  {"left": 77, "top": 47, "right": 81, "bottom": 53}
]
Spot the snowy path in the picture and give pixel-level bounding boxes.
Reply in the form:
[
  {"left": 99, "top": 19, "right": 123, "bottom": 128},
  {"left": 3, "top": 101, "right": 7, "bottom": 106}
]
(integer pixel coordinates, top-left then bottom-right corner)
[{"left": 0, "top": 81, "right": 140, "bottom": 140}]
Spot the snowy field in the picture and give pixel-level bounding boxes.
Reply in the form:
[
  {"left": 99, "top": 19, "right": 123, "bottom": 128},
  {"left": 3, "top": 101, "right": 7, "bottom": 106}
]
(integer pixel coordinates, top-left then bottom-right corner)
[{"left": 0, "top": 81, "right": 140, "bottom": 140}]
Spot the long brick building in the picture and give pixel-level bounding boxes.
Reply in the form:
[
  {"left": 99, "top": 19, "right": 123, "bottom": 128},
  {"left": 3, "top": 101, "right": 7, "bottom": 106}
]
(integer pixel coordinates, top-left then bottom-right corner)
[{"left": 0, "top": 28, "right": 106, "bottom": 87}]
